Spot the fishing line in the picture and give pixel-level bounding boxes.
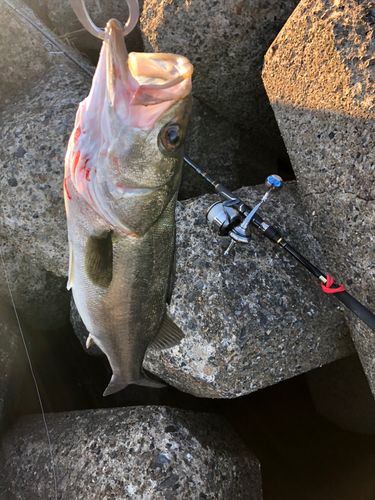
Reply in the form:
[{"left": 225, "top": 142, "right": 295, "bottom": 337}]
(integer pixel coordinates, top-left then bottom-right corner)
[{"left": 0, "top": 245, "right": 58, "bottom": 500}]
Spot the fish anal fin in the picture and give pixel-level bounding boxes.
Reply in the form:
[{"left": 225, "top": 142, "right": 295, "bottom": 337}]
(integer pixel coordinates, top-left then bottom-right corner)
[
  {"left": 84, "top": 231, "right": 113, "bottom": 288},
  {"left": 151, "top": 314, "right": 185, "bottom": 350},
  {"left": 67, "top": 241, "right": 74, "bottom": 290},
  {"left": 86, "top": 334, "right": 96, "bottom": 349}
]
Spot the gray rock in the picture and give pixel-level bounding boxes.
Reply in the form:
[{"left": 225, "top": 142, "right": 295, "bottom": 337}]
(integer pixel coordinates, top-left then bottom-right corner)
[
  {"left": 23, "top": 0, "right": 145, "bottom": 62},
  {"left": 0, "top": 0, "right": 94, "bottom": 103},
  {"left": 0, "top": 52, "right": 92, "bottom": 277},
  {"left": 0, "top": 406, "right": 262, "bottom": 499},
  {"left": 307, "top": 354, "right": 375, "bottom": 435},
  {"left": 0, "top": 239, "right": 70, "bottom": 331},
  {"left": 144, "top": 183, "right": 354, "bottom": 398},
  {"left": 181, "top": 98, "right": 241, "bottom": 199},
  {"left": 0, "top": 302, "right": 20, "bottom": 433},
  {"left": 140, "top": 0, "right": 298, "bottom": 183},
  {"left": 262, "top": 0, "right": 375, "bottom": 395}
]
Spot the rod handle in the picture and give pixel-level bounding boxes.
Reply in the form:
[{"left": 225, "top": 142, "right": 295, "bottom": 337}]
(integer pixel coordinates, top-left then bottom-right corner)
[{"left": 331, "top": 290, "right": 375, "bottom": 332}]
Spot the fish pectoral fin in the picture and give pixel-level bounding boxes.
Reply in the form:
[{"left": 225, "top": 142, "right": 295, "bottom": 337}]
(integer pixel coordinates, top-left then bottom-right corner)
[
  {"left": 67, "top": 241, "right": 74, "bottom": 290},
  {"left": 151, "top": 314, "right": 185, "bottom": 350},
  {"left": 86, "top": 334, "right": 96, "bottom": 349},
  {"left": 84, "top": 231, "right": 113, "bottom": 288}
]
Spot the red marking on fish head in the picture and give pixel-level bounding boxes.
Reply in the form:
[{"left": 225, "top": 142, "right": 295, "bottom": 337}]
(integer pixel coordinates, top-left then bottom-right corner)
[{"left": 64, "top": 176, "right": 71, "bottom": 200}]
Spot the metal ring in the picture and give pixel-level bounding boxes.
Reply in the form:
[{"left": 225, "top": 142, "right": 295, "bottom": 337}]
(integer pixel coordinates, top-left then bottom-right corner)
[{"left": 69, "top": 0, "right": 139, "bottom": 40}]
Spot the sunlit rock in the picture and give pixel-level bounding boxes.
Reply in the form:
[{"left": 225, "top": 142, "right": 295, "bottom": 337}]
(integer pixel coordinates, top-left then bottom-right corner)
[{"left": 262, "top": 0, "right": 375, "bottom": 396}]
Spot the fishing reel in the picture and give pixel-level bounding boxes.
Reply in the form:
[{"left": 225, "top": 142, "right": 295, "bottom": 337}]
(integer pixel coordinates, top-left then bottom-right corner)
[{"left": 206, "top": 174, "right": 283, "bottom": 255}]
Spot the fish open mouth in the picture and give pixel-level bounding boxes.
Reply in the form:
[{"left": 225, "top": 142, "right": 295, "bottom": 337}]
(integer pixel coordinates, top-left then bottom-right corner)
[{"left": 128, "top": 52, "right": 193, "bottom": 106}]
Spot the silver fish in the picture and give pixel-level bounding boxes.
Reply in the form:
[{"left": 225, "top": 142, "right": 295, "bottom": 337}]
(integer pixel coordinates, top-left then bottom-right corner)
[{"left": 64, "top": 18, "right": 193, "bottom": 396}]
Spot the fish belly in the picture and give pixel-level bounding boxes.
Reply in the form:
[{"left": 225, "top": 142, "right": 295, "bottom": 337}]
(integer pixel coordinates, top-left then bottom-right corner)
[{"left": 68, "top": 196, "right": 175, "bottom": 395}]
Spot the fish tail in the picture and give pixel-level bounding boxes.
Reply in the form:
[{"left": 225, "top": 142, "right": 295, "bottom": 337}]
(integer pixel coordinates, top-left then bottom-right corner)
[{"left": 103, "top": 371, "right": 166, "bottom": 396}]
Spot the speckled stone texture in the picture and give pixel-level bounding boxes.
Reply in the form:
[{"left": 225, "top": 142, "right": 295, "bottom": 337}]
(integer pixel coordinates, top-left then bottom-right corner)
[
  {"left": 22, "top": 0, "right": 144, "bottom": 62},
  {"left": 140, "top": 0, "right": 298, "bottom": 184},
  {"left": 0, "top": 0, "right": 94, "bottom": 103},
  {"left": 143, "top": 183, "right": 354, "bottom": 398},
  {"left": 0, "top": 407, "right": 262, "bottom": 500},
  {"left": 0, "top": 240, "right": 70, "bottom": 331},
  {"left": 0, "top": 62, "right": 91, "bottom": 276},
  {"left": 262, "top": 0, "right": 375, "bottom": 395}
]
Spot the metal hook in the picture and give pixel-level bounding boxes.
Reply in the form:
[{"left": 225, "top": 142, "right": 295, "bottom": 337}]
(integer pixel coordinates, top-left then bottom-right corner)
[{"left": 69, "top": 0, "right": 139, "bottom": 40}]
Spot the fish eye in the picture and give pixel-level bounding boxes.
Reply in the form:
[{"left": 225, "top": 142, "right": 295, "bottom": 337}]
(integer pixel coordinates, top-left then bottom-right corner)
[{"left": 158, "top": 124, "right": 183, "bottom": 153}]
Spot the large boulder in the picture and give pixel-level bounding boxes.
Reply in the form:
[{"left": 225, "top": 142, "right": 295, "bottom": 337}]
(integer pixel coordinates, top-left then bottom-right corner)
[
  {"left": 0, "top": 51, "right": 92, "bottom": 276},
  {"left": 0, "top": 0, "right": 94, "bottom": 102},
  {"left": 0, "top": 406, "right": 262, "bottom": 499},
  {"left": 144, "top": 184, "right": 354, "bottom": 397},
  {"left": 262, "top": 0, "right": 375, "bottom": 396},
  {"left": 68, "top": 183, "right": 354, "bottom": 398},
  {"left": 140, "top": 0, "right": 299, "bottom": 184}
]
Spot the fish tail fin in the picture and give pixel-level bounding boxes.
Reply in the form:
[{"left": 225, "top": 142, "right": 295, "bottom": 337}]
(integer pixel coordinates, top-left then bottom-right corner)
[
  {"left": 103, "top": 371, "right": 166, "bottom": 396},
  {"left": 103, "top": 375, "right": 128, "bottom": 396}
]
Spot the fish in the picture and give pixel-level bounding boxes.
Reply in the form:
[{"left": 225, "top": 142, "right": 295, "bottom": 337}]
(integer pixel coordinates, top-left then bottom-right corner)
[{"left": 64, "top": 18, "right": 193, "bottom": 396}]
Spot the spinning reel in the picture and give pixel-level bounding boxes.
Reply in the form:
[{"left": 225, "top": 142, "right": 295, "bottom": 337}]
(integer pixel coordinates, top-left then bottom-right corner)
[{"left": 206, "top": 175, "right": 283, "bottom": 255}]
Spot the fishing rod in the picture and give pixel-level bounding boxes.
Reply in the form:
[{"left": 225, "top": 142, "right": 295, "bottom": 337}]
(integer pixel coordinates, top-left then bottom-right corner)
[{"left": 184, "top": 156, "right": 375, "bottom": 333}]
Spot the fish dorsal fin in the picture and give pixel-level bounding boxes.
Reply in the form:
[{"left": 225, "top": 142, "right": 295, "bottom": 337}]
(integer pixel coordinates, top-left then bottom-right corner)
[
  {"left": 151, "top": 314, "right": 185, "bottom": 350},
  {"left": 84, "top": 231, "right": 113, "bottom": 288},
  {"left": 67, "top": 241, "right": 74, "bottom": 290}
]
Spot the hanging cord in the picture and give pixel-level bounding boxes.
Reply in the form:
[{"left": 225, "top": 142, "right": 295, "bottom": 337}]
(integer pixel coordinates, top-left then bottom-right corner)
[{"left": 0, "top": 246, "right": 58, "bottom": 500}]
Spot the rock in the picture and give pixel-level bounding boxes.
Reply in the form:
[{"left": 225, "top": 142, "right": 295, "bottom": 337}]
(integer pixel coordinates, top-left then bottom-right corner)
[
  {"left": 262, "top": 0, "right": 375, "bottom": 395},
  {"left": 181, "top": 98, "right": 241, "bottom": 200},
  {"left": 0, "top": 406, "right": 262, "bottom": 499},
  {"left": 0, "top": 239, "right": 70, "bottom": 331},
  {"left": 0, "top": 49, "right": 92, "bottom": 276},
  {"left": 306, "top": 354, "right": 375, "bottom": 435},
  {"left": 144, "top": 183, "right": 354, "bottom": 398},
  {"left": 141, "top": 0, "right": 298, "bottom": 185},
  {"left": 23, "top": 0, "right": 144, "bottom": 63},
  {"left": 0, "top": 0, "right": 94, "bottom": 102},
  {"left": 0, "top": 301, "right": 20, "bottom": 433}
]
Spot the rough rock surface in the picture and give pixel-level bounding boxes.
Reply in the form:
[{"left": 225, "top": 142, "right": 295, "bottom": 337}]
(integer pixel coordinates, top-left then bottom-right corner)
[
  {"left": 0, "top": 0, "right": 94, "bottom": 103},
  {"left": 140, "top": 0, "right": 298, "bottom": 184},
  {"left": 144, "top": 183, "right": 354, "bottom": 398},
  {"left": 181, "top": 98, "right": 241, "bottom": 200},
  {"left": 307, "top": 354, "right": 375, "bottom": 435},
  {"left": 0, "top": 62, "right": 91, "bottom": 276},
  {"left": 262, "top": 0, "right": 375, "bottom": 394},
  {"left": 22, "top": 0, "right": 144, "bottom": 63},
  {"left": 0, "top": 302, "right": 20, "bottom": 432},
  {"left": 0, "top": 239, "right": 70, "bottom": 331},
  {"left": 0, "top": 406, "right": 262, "bottom": 500}
]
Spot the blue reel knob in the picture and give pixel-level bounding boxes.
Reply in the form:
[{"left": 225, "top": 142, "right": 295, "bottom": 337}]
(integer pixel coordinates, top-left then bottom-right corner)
[{"left": 266, "top": 174, "right": 283, "bottom": 190}]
